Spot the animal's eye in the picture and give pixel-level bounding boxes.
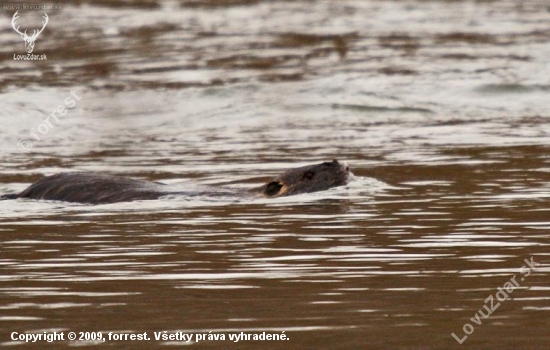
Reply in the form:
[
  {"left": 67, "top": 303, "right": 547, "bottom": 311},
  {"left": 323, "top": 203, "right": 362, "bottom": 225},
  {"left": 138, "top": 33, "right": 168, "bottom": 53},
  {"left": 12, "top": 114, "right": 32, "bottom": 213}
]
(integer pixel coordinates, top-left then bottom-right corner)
[
  {"left": 264, "top": 181, "right": 283, "bottom": 196},
  {"left": 303, "top": 171, "right": 315, "bottom": 180}
]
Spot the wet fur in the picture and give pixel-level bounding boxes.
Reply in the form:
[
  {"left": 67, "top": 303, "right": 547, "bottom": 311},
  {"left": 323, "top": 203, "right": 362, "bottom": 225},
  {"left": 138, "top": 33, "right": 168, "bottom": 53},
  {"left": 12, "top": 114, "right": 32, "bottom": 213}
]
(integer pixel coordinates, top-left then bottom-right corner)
[
  {"left": 253, "top": 159, "right": 349, "bottom": 197},
  {"left": 1, "top": 160, "right": 350, "bottom": 204}
]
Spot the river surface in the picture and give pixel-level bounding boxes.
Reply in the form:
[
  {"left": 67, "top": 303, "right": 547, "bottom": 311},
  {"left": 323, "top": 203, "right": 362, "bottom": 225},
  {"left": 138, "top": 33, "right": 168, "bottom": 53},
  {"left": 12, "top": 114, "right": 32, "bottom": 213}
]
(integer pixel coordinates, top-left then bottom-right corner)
[{"left": 1, "top": 0, "right": 550, "bottom": 349}]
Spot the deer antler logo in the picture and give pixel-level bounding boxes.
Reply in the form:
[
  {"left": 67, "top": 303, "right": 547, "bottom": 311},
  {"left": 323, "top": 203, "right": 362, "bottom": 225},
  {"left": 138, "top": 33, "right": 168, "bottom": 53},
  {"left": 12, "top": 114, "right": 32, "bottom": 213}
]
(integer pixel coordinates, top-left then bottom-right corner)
[{"left": 11, "top": 11, "right": 49, "bottom": 54}]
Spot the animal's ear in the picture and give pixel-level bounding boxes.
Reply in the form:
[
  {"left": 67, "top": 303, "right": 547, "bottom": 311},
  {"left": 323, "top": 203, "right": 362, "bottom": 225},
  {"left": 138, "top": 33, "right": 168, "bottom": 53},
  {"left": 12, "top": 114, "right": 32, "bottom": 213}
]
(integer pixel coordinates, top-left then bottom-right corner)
[
  {"left": 302, "top": 170, "right": 315, "bottom": 180},
  {"left": 264, "top": 181, "right": 283, "bottom": 196}
]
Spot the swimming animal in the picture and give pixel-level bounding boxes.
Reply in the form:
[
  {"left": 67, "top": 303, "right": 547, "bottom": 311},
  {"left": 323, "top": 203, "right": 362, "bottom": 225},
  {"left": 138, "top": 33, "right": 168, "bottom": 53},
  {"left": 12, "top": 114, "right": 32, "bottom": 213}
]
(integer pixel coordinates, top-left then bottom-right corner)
[{"left": 1, "top": 160, "right": 350, "bottom": 204}]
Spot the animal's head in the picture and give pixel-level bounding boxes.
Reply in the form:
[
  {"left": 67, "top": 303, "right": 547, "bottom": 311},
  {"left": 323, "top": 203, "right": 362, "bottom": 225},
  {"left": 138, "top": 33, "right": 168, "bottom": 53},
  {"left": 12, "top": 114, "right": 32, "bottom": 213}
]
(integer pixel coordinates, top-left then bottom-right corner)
[
  {"left": 261, "top": 160, "right": 351, "bottom": 197},
  {"left": 12, "top": 11, "right": 49, "bottom": 54}
]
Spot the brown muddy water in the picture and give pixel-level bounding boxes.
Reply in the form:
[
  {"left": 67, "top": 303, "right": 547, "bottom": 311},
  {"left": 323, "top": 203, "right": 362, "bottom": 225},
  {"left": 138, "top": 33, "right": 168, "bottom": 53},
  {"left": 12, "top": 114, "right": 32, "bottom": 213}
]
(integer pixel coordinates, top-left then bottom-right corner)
[{"left": 1, "top": 0, "right": 550, "bottom": 349}]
